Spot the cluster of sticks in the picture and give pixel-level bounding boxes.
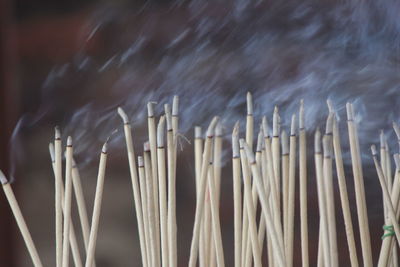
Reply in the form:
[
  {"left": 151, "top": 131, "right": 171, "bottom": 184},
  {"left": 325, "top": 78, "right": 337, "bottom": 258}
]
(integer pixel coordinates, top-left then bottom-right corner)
[{"left": 1, "top": 92, "right": 400, "bottom": 267}]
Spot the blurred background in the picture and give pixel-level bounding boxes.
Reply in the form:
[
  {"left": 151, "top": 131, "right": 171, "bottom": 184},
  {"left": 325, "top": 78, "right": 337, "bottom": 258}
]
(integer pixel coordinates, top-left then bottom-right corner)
[{"left": 1, "top": 0, "right": 400, "bottom": 266}]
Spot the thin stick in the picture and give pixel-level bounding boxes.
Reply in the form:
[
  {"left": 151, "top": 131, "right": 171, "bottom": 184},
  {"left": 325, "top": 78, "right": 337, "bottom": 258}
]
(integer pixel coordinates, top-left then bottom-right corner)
[
  {"left": 380, "top": 131, "right": 388, "bottom": 222},
  {"left": 148, "top": 103, "right": 161, "bottom": 263},
  {"left": 281, "top": 129, "right": 289, "bottom": 244},
  {"left": 138, "top": 156, "right": 152, "bottom": 267},
  {"left": 287, "top": 114, "right": 297, "bottom": 267},
  {"left": 232, "top": 122, "right": 242, "bottom": 267},
  {"left": 243, "top": 142, "right": 286, "bottom": 267},
  {"left": 165, "top": 104, "right": 177, "bottom": 267},
  {"left": 0, "top": 171, "right": 43, "bottom": 267},
  {"left": 85, "top": 142, "right": 108, "bottom": 267},
  {"left": 188, "top": 117, "right": 219, "bottom": 267},
  {"left": 377, "top": 154, "right": 400, "bottom": 267},
  {"left": 246, "top": 92, "right": 254, "bottom": 150},
  {"left": 117, "top": 107, "right": 147, "bottom": 267},
  {"left": 393, "top": 122, "right": 400, "bottom": 151},
  {"left": 371, "top": 145, "right": 400, "bottom": 247},
  {"left": 54, "top": 127, "right": 63, "bottom": 267},
  {"left": 157, "top": 116, "right": 169, "bottom": 267},
  {"left": 314, "top": 129, "right": 331, "bottom": 267},
  {"left": 144, "top": 142, "right": 160, "bottom": 267},
  {"left": 49, "top": 143, "right": 83, "bottom": 267},
  {"left": 272, "top": 106, "right": 281, "bottom": 211},
  {"left": 62, "top": 137, "right": 74, "bottom": 267},
  {"left": 346, "top": 103, "right": 373, "bottom": 267},
  {"left": 332, "top": 116, "right": 359, "bottom": 267},
  {"left": 239, "top": 140, "right": 262, "bottom": 267}
]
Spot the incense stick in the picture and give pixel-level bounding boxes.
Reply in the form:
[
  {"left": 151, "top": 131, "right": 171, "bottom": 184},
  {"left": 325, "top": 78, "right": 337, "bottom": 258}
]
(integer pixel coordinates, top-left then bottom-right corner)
[
  {"left": 117, "top": 107, "right": 148, "bottom": 267},
  {"left": 54, "top": 127, "right": 63, "bottom": 267},
  {"left": 281, "top": 129, "right": 289, "bottom": 244},
  {"left": 0, "top": 171, "right": 43, "bottom": 267},
  {"left": 62, "top": 136, "right": 74, "bottom": 267},
  {"left": 232, "top": 122, "right": 242, "bottom": 267},
  {"left": 272, "top": 106, "right": 281, "bottom": 211},
  {"left": 246, "top": 92, "right": 254, "bottom": 150},
  {"left": 85, "top": 142, "right": 108, "bottom": 267}
]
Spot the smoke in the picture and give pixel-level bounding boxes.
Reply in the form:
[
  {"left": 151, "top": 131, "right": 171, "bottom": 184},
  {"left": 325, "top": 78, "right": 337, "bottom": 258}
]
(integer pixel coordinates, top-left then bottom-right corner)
[{"left": 10, "top": 0, "right": 400, "bottom": 169}]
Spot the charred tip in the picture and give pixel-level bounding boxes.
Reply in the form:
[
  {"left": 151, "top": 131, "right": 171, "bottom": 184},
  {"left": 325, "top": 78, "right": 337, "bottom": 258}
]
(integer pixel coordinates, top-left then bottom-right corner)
[
  {"left": 67, "top": 136, "right": 73, "bottom": 146},
  {"left": 262, "top": 116, "right": 269, "bottom": 138},
  {"left": 327, "top": 99, "right": 334, "bottom": 113},
  {"left": 102, "top": 142, "right": 108, "bottom": 153},
  {"left": 117, "top": 107, "right": 129, "bottom": 124},
  {"left": 157, "top": 115, "right": 166, "bottom": 147},
  {"left": 380, "top": 130, "right": 386, "bottom": 149},
  {"left": 239, "top": 138, "right": 245, "bottom": 150},
  {"left": 322, "top": 135, "right": 332, "bottom": 157},
  {"left": 242, "top": 140, "right": 256, "bottom": 164},
  {"left": 172, "top": 95, "right": 179, "bottom": 116},
  {"left": 232, "top": 129, "right": 240, "bottom": 158},
  {"left": 299, "top": 99, "right": 305, "bottom": 129},
  {"left": 281, "top": 130, "right": 289, "bottom": 154},
  {"left": 325, "top": 113, "right": 334, "bottom": 135},
  {"left": 164, "top": 104, "right": 172, "bottom": 130},
  {"left": 246, "top": 92, "right": 253, "bottom": 115},
  {"left": 0, "top": 169, "right": 8, "bottom": 185},
  {"left": 256, "top": 129, "right": 264, "bottom": 152},
  {"left": 55, "top": 126, "right": 61, "bottom": 139},
  {"left": 216, "top": 123, "right": 223, "bottom": 137},
  {"left": 273, "top": 107, "right": 279, "bottom": 136},
  {"left": 195, "top": 126, "right": 202, "bottom": 139},
  {"left": 138, "top": 156, "right": 144, "bottom": 167},
  {"left": 346, "top": 102, "right": 354, "bottom": 121},
  {"left": 144, "top": 141, "right": 150, "bottom": 152},
  {"left": 206, "top": 116, "right": 219, "bottom": 137},
  {"left": 314, "top": 128, "right": 322, "bottom": 153},
  {"left": 49, "top": 142, "right": 55, "bottom": 162},
  {"left": 147, "top": 102, "right": 155, "bottom": 117},
  {"left": 371, "top": 144, "right": 378, "bottom": 156},
  {"left": 233, "top": 121, "right": 240, "bottom": 136},
  {"left": 291, "top": 114, "right": 296, "bottom": 135}
]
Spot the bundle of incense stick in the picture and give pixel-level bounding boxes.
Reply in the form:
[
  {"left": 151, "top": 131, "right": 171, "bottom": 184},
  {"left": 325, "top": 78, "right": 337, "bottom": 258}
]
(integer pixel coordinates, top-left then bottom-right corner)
[{"left": 3, "top": 93, "right": 400, "bottom": 267}]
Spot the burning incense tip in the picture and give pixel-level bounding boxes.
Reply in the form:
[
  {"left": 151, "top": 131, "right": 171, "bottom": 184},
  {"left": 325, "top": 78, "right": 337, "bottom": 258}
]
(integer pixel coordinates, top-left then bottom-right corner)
[
  {"left": 246, "top": 92, "right": 253, "bottom": 115},
  {"left": 67, "top": 136, "right": 73, "bottom": 146},
  {"left": 194, "top": 126, "right": 202, "bottom": 139},
  {"left": 315, "top": 128, "right": 322, "bottom": 153},
  {"left": 0, "top": 169, "right": 8, "bottom": 185},
  {"left": 380, "top": 131, "right": 386, "bottom": 149},
  {"left": 371, "top": 144, "right": 378, "bottom": 156},
  {"left": 281, "top": 130, "right": 289, "bottom": 155},
  {"left": 55, "top": 126, "right": 61, "bottom": 139},
  {"left": 49, "top": 143, "right": 55, "bottom": 163},
  {"left": 102, "top": 142, "right": 108, "bottom": 153},
  {"left": 232, "top": 122, "right": 240, "bottom": 158},
  {"left": 325, "top": 113, "right": 334, "bottom": 135},
  {"left": 262, "top": 116, "right": 269, "bottom": 138},
  {"left": 322, "top": 135, "right": 332, "bottom": 157},
  {"left": 327, "top": 99, "right": 334, "bottom": 113},
  {"left": 138, "top": 156, "right": 144, "bottom": 167},
  {"left": 172, "top": 95, "right": 179, "bottom": 116},
  {"left": 117, "top": 107, "right": 129, "bottom": 124},
  {"left": 256, "top": 128, "right": 264, "bottom": 152},
  {"left": 144, "top": 141, "right": 150, "bottom": 152},
  {"left": 164, "top": 104, "right": 172, "bottom": 131},
  {"left": 299, "top": 99, "right": 305, "bottom": 129},
  {"left": 206, "top": 116, "right": 219, "bottom": 137},
  {"left": 273, "top": 106, "right": 279, "bottom": 136},
  {"left": 216, "top": 123, "right": 223, "bottom": 137},
  {"left": 157, "top": 115, "right": 166, "bottom": 147},
  {"left": 147, "top": 102, "right": 156, "bottom": 117},
  {"left": 242, "top": 140, "right": 256, "bottom": 164},
  {"left": 346, "top": 102, "right": 354, "bottom": 121},
  {"left": 291, "top": 114, "right": 296, "bottom": 136}
]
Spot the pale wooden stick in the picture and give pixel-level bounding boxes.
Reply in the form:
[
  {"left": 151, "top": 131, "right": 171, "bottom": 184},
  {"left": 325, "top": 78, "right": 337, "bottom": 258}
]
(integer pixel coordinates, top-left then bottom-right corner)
[
  {"left": 0, "top": 171, "right": 43, "bottom": 267},
  {"left": 54, "top": 127, "right": 63, "bottom": 267},
  {"left": 386, "top": 142, "right": 397, "bottom": 267},
  {"left": 239, "top": 139, "right": 262, "bottom": 267},
  {"left": 147, "top": 103, "right": 161, "bottom": 263},
  {"left": 188, "top": 117, "right": 219, "bottom": 267},
  {"left": 232, "top": 122, "right": 242, "bottom": 267},
  {"left": 281, "top": 129, "right": 289, "bottom": 245},
  {"left": 157, "top": 115, "right": 169, "bottom": 267},
  {"left": 144, "top": 142, "right": 161, "bottom": 267},
  {"left": 377, "top": 154, "right": 400, "bottom": 267},
  {"left": 393, "top": 122, "right": 400, "bottom": 151},
  {"left": 138, "top": 156, "right": 152, "bottom": 267},
  {"left": 332, "top": 116, "right": 359, "bottom": 267},
  {"left": 272, "top": 106, "right": 281, "bottom": 211},
  {"left": 380, "top": 132, "right": 388, "bottom": 222},
  {"left": 49, "top": 143, "right": 83, "bottom": 267},
  {"left": 371, "top": 145, "right": 400, "bottom": 247},
  {"left": 323, "top": 124, "right": 338, "bottom": 267},
  {"left": 314, "top": 129, "right": 331, "bottom": 267},
  {"left": 243, "top": 142, "right": 286, "bottom": 267},
  {"left": 85, "top": 142, "right": 108, "bottom": 267},
  {"left": 287, "top": 114, "right": 297, "bottom": 267},
  {"left": 62, "top": 137, "right": 74, "bottom": 267},
  {"left": 346, "top": 103, "right": 373, "bottom": 267},
  {"left": 117, "top": 107, "right": 147, "bottom": 267},
  {"left": 246, "top": 92, "right": 254, "bottom": 150},
  {"left": 171, "top": 96, "right": 179, "bottom": 266},
  {"left": 165, "top": 104, "right": 177, "bottom": 267}
]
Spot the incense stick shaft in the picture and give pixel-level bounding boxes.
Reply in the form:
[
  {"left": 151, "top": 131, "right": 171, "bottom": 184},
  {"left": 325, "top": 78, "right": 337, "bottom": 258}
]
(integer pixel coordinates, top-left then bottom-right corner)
[{"left": 55, "top": 138, "right": 63, "bottom": 267}]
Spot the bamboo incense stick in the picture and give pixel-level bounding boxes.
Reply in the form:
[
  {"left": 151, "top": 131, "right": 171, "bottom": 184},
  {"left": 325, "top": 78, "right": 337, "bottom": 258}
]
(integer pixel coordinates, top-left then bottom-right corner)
[
  {"left": 165, "top": 104, "right": 177, "bottom": 267},
  {"left": 393, "top": 122, "right": 400, "bottom": 151},
  {"left": 62, "top": 137, "right": 74, "bottom": 267},
  {"left": 188, "top": 116, "right": 219, "bottom": 267},
  {"left": 0, "top": 171, "right": 43, "bottom": 267},
  {"left": 147, "top": 103, "right": 161, "bottom": 263},
  {"left": 117, "top": 107, "right": 147, "bottom": 267},
  {"left": 144, "top": 142, "right": 161, "bottom": 267},
  {"left": 380, "top": 131, "right": 388, "bottom": 221},
  {"left": 85, "top": 142, "right": 108, "bottom": 267},
  {"left": 246, "top": 92, "right": 254, "bottom": 150},
  {"left": 49, "top": 143, "right": 83, "bottom": 267},
  {"left": 138, "top": 156, "right": 152, "bottom": 267},
  {"left": 243, "top": 142, "right": 286, "bottom": 267},
  {"left": 314, "top": 129, "right": 331, "bottom": 267},
  {"left": 239, "top": 139, "right": 262, "bottom": 267},
  {"left": 332, "top": 116, "right": 359, "bottom": 267},
  {"left": 272, "top": 106, "right": 281, "bottom": 211},
  {"left": 281, "top": 129, "right": 289, "bottom": 244},
  {"left": 346, "top": 103, "right": 373, "bottom": 267},
  {"left": 55, "top": 126, "right": 63, "bottom": 267},
  {"left": 371, "top": 145, "right": 400, "bottom": 247},
  {"left": 157, "top": 115, "right": 169, "bottom": 267},
  {"left": 232, "top": 122, "right": 242, "bottom": 267}
]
